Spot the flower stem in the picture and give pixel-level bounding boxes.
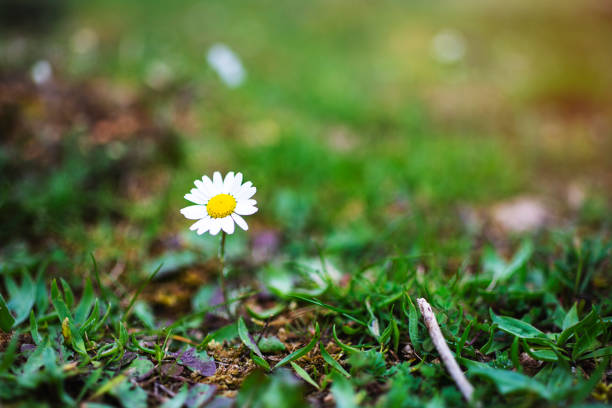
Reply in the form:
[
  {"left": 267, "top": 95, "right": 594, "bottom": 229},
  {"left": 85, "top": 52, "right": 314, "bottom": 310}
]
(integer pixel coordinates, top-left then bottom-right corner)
[{"left": 218, "top": 231, "right": 232, "bottom": 319}]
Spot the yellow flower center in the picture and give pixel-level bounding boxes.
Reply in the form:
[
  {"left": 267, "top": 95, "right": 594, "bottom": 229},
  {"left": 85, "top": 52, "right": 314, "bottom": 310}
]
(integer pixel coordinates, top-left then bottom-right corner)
[{"left": 206, "top": 194, "right": 236, "bottom": 218}]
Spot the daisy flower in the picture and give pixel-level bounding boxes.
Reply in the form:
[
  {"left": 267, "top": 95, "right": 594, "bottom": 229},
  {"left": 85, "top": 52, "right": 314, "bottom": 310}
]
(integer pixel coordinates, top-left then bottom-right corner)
[{"left": 181, "top": 171, "right": 257, "bottom": 235}]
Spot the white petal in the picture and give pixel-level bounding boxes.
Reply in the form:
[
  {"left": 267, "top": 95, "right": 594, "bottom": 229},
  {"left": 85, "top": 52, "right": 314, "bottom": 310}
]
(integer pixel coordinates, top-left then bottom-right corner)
[
  {"left": 194, "top": 180, "right": 206, "bottom": 194},
  {"left": 220, "top": 216, "right": 235, "bottom": 234},
  {"left": 235, "top": 203, "right": 258, "bottom": 215},
  {"left": 194, "top": 180, "right": 213, "bottom": 198},
  {"left": 231, "top": 213, "right": 248, "bottom": 231},
  {"left": 181, "top": 205, "right": 206, "bottom": 219},
  {"left": 185, "top": 193, "right": 205, "bottom": 205},
  {"left": 240, "top": 199, "right": 257, "bottom": 207},
  {"left": 209, "top": 219, "right": 222, "bottom": 235},
  {"left": 189, "top": 218, "right": 208, "bottom": 231},
  {"left": 245, "top": 187, "right": 256, "bottom": 199},
  {"left": 237, "top": 181, "right": 252, "bottom": 194},
  {"left": 197, "top": 218, "right": 212, "bottom": 235},
  {"left": 212, "top": 171, "right": 223, "bottom": 191},
  {"left": 223, "top": 172, "right": 235, "bottom": 193},
  {"left": 232, "top": 173, "right": 243, "bottom": 192},
  {"left": 191, "top": 188, "right": 207, "bottom": 201},
  {"left": 202, "top": 175, "right": 216, "bottom": 194},
  {"left": 236, "top": 182, "right": 255, "bottom": 200}
]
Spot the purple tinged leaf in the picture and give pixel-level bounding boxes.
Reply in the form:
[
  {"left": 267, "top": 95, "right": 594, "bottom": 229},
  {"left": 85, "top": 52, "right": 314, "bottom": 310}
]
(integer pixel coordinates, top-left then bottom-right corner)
[{"left": 176, "top": 347, "right": 216, "bottom": 377}]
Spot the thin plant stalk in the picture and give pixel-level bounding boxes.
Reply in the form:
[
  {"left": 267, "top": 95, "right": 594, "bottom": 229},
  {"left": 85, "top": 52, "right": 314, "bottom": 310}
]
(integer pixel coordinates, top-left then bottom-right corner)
[{"left": 218, "top": 231, "right": 233, "bottom": 318}]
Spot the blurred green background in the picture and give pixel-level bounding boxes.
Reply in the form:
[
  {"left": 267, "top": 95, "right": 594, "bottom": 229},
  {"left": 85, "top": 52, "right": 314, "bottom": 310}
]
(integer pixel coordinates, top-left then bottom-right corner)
[{"left": 1, "top": 0, "right": 611, "bottom": 273}]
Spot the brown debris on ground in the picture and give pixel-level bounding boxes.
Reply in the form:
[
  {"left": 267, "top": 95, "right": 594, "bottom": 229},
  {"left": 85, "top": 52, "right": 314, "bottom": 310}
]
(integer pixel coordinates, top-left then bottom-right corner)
[{"left": 201, "top": 342, "right": 257, "bottom": 397}]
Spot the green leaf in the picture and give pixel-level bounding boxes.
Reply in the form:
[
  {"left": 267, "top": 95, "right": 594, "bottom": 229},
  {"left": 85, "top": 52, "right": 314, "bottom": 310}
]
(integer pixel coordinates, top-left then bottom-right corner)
[
  {"left": 579, "top": 346, "right": 612, "bottom": 360},
  {"left": 80, "top": 299, "right": 100, "bottom": 336},
  {"left": 29, "top": 310, "right": 42, "bottom": 344},
  {"left": 246, "top": 304, "right": 285, "bottom": 320},
  {"left": 510, "top": 337, "right": 520, "bottom": 369},
  {"left": 50, "top": 279, "right": 72, "bottom": 322},
  {"left": 251, "top": 351, "right": 271, "bottom": 371},
  {"left": 480, "top": 325, "right": 496, "bottom": 355},
  {"left": 126, "top": 357, "right": 154, "bottom": 377},
  {"left": 331, "top": 372, "right": 360, "bottom": 408},
  {"left": 184, "top": 384, "right": 216, "bottom": 408},
  {"left": 321, "top": 344, "right": 350, "bottom": 378},
  {"left": 118, "top": 322, "right": 129, "bottom": 346},
  {"left": 290, "top": 295, "right": 366, "bottom": 326},
  {"left": 469, "top": 366, "right": 551, "bottom": 399},
  {"left": 274, "top": 323, "right": 320, "bottom": 369},
  {"left": 0, "top": 294, "right": 15, "bottom": 332},
  {"left": 379, "top": 321, "right": 393, "bottom": 346},
  {"left": 490, "top": 309, "right": 548, "bottom": 340},
  {"left": 562, "top": 303, "right": 579, "bottom": 330},
  {"left": 202, "top": 322, "right": 238, "bottom": 346},
  {"left": 391, "top": 317, "right": 399, "bottom": 354},
  {"left": 6, "top": 273, "right": 35, "bottom": 326},
  {"left": 521, "top": 340, "right": 559, "bottom": 362},
  {"left": 0, "top": 330, "right": 19, "bottom": 373},
  {"left": 238, "top": 317, "right": 265, "bottom": 360},
  {"left": 291, "top": 361, "right": 319, "bottom": 389},
  {"left": 22, "top": 341, "right": 50, "bottom": 376},
  {"left": 557, "top": 309, "right": 599, "bottom": 346},
  {"left": 483, "top": 241, "right": 533, "bottom": 288},
  {"left": 456, "top": 320, "right": 474, "bottom": 356},
  {"left": 74, "top": 278, "right": 95, "bottom": 324},
  {"left": 69, "top": 320, "right": 88, "bottom": 355},
  {"left": 77, "top": 368, "right": 103, "bottom": 407},
  {"left": 110, "top": 379, "right": 148, "bottom": 408},
  {"left": 257, "top": 336, "right": 286, "bottom": 353},
  {"left": 406, "top": 296, "right": 420, "bottom": 354},
  {"left": 160, "top": 385, "right": 189, "bottom": 408},
  {"left": 572, "top": 330, "right": 602, "bottom": 361},
  {"left": 77, "top": 368, "right": 104, "bottom": 402},
  {"left": 191, "top": 285, "right": 216, "bottom": 313},
  {"left": 236, "top": 369, "right": 307, "bottom": 407},
  {"left": 332, "top": 324, "right": 362, "bottom": 354},
  {"left": 132, "top": 301, "right": 155, "bottom": 330},
  {"left": 60, "top": 278, "right": 75, "bottom": 309},
  {"left": 92, "top": 374, "right": 127, "bottom": 399},
  {"left": 574, "top": 356, "right": 609, "bottom": 403},
  {"left": 92, "top": 303, "right": 112, "bottom": 333}
]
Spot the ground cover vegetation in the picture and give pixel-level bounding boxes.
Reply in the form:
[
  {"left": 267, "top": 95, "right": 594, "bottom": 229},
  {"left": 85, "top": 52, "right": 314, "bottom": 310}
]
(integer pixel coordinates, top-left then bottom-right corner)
[{"left": 0, "top": 0, "right": 611, "bottom": 406}]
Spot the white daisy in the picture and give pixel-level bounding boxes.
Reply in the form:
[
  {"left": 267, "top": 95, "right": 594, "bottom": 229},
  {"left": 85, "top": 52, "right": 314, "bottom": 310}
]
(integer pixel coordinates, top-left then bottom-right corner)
[{"left": 180, "top": 171, "right": 258, "bottom": 236}]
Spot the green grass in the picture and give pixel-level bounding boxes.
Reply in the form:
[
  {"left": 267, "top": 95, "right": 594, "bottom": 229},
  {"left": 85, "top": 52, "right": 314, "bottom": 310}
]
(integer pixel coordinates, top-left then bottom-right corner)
[
  {"left": 0, "top": 235, "right": 610, "bottom": 406},
  {"left": 1, "top": 0, "right": 611, "bottom": 406}
]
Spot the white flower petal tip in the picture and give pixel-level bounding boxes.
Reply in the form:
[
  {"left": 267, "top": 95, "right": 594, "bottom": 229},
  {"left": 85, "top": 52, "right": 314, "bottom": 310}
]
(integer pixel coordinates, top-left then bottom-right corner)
[
  {"left": 185, "top": 193, "right": 205, "bottom": 205},
  {"left": 180, "top": 205, "right": 206, "bottom": 219},
  {"left": 181, "top": 171, "right": 257, "bottom": 236},
  {"left": 232, "top": 213, "right": 249, "bottom": 231}
]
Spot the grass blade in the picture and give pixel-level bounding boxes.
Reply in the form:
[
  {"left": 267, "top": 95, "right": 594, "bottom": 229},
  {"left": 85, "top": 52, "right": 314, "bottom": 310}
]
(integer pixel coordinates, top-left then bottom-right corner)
[
  {"left": 238, "top": 317, "right": 265, "bottom": 360},
  {"left": 291, "top": 361, "right": 319, "bottom": 389},
  {"left": 122, "top": 263, "right": 163, "bottom": 322},
  {"left": 274, "top": 323, "right": 320, "bottom": 369},
  {"left": 0, "top": 294, "right": 15, "bottom": 332},
  {"left": 321, "top": 344, "right": 350, "bottom": 378}
]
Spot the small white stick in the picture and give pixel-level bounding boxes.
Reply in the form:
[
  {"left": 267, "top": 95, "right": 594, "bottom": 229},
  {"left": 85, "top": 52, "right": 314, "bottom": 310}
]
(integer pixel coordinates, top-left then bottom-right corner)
[{"left": 417, "top": 298, "right": 474, "bottom": 402}]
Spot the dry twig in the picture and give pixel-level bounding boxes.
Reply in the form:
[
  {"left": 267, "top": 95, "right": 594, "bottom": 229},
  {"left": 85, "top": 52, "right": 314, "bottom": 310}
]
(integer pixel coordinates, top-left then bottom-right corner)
[{"left": 417, "top": 298, "right": 475, "bottom": 402}]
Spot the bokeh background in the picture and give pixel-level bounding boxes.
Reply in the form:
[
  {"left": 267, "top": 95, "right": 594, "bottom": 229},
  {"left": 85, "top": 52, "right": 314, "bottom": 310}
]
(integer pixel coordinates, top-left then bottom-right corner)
[{"left": 1, "top": 0, "right": 611, "bottom": 276}]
